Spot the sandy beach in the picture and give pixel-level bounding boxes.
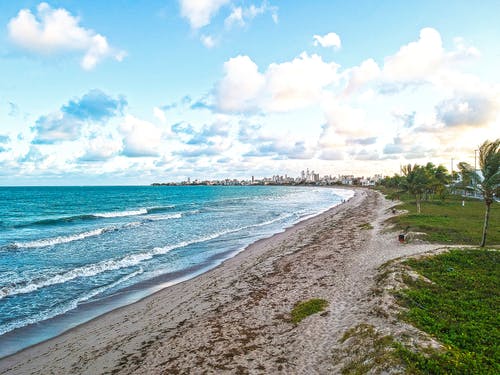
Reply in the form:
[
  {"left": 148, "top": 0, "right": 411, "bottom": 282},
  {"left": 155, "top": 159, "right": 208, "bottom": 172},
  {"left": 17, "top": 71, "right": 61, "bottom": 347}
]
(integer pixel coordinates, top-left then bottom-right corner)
[{"left": 0, "top": 189, "right": 444, "bottom": 374}]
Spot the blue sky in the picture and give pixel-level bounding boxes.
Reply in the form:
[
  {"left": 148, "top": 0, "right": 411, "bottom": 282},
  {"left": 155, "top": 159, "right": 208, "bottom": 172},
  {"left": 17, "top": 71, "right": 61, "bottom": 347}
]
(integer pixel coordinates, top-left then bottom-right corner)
[{"left": 0, "top": 1, "right": 499, "bottom": 185}]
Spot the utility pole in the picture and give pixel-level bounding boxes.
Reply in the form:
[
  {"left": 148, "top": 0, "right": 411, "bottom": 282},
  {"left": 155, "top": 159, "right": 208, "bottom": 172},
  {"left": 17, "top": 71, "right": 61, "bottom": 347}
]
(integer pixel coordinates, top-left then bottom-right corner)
[
  {"left": 451, "top": 158, "right": 454, "bottom": 174},
  {"left": 474, "top": 149, "right": 478, "bottom": 197}
]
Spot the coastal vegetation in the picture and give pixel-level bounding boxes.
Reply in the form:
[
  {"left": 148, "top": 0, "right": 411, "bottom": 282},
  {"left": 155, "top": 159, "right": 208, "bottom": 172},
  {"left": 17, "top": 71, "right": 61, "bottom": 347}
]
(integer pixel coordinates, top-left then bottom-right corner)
[
  {"left": 367, "top": 141, "right": 499, "bottom": 373},
  {"left": 386, "top": 194, "right": 499, "bottom": 245},
  {"left": 378, "top": 138, "right": 499, "bottom": 247},
  {"left": 290, "top": 298, "right": 328, "bottom": 324},
  {"left": 395, "top": 249, "right": 500, "bottom": 374},
  {"left": 399, "top": 163, "right": 451, "bottom": 214},
  {"left": 455, "top": 139, "right": 499, "bottom": 246},
  {"left": 358, "top": 222, "right": 374, "bottom": 230},
  {"left": 339, "top": 249, "right": 499, "bottom": 374}
]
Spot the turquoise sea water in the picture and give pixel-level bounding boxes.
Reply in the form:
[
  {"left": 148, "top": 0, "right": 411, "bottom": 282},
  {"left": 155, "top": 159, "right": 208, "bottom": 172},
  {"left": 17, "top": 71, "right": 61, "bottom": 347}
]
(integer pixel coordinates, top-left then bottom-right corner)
[{"left": 0, "top": 185, "right": 353, "bottom": 357}]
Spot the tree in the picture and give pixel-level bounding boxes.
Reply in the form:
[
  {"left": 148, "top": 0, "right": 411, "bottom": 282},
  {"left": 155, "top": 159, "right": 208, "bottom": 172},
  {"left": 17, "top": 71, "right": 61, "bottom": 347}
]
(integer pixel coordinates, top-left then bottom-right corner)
[
  {"left": 433, "top": 164, "right": 451, "bottom": 200},
  {"left": 459, "top": 139, "right": 499, "bottom": 247},
  {"left": 457, "top": 161, "right": 476, "bottom": 196},
  {"left": 400, "top": 164, "right": 429, "bottom": 213},
  {"left": 423, "top": 162, "right": 451, "bottom": 200},
  {"left": 477, "top": 139, "right": 500, "bottom": 247}
]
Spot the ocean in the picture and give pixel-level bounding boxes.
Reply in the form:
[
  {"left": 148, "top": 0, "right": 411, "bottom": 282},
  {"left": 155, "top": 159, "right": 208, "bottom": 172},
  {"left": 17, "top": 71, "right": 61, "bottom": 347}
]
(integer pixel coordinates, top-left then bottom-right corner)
[{"left": 0, "top": 185, "right": 353, "bottom": 357}]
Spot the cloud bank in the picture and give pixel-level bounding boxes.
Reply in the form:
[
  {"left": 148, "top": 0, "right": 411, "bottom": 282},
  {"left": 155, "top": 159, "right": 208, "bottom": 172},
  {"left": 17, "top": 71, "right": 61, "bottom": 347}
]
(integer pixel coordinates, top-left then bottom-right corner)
[{"left": 8, "top": 2, "right": 125, "bottom": 69}]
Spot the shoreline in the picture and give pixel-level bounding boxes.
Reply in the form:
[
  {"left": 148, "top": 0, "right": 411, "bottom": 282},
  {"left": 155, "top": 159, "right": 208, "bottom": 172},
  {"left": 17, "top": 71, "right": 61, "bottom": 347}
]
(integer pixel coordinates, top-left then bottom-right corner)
[
  {"left": 1, "top": 188, "right": 443, "bottom": 374},
  {"left": 0, "top": 187, "right": 355, "bottom": 361}
]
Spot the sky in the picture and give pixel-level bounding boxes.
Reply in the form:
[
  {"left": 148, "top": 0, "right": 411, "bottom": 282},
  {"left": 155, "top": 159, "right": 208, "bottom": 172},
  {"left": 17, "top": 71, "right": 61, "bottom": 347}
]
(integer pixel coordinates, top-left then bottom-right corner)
[{"left": 0, "top": 0, "right": 499, "bottom": 185}]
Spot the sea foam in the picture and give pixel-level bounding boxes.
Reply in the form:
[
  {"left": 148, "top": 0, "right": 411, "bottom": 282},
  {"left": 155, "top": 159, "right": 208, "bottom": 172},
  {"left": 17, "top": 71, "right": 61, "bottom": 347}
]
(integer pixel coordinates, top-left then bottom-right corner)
[
  {"left": 0, "top": 268, "right": 143, "bottom": 336},
  {"left": 12, "top": 227, "right": 116, "bottom": 249},
  {"left": 0, "top": 218, "right": 288, "bottom": 300},
  {"left": 93, "top": 208, "right": 148, "bottom": 218}
]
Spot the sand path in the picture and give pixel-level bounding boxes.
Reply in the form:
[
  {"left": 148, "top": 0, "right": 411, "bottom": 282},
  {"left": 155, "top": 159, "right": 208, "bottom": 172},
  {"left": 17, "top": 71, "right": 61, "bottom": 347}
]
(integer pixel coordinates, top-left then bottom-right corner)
[{"left": 0, "top": 189, "right": 441, "bottom": 374}]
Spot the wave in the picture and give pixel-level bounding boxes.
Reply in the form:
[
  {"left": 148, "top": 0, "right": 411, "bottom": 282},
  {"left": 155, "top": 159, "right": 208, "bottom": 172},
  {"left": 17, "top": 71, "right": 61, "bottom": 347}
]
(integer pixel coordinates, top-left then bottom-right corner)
[
  {"left": 145, "top": 205, "right": 175, "bottom": 214},
  {"left": 0, "top": 268, "right": 143, "bottom": 336},
  {"left": 0, "top": 222, "right": 257, "bottom": 300},
  {"left": 92, "top": 208, "right": 148, "bottom": 218},
  {"left": 11, "top": 227, "right": 117, "bottom": 249},
  {"left": 142, "top": 213, "right": 182, "bottom": 222},
  {"left": 0, "top": 231, "right": 213, "bottom": 300},
  {"left": 0, "top": 212, "right": 297, "bottom": 300},
  {"left": 14, "top": 208, "right": 156, "bottom": 228},
  {"left": 94, "top": 206, "right": 177, "bottom": 217},
  {"left": 0, "top": 253, "right": 152, "bottom": 300},
  {"left": 4, "top": 214, "right": 183, "bottom": 251},
  {"left": 15, "top": 214, "right": 98, "bottom": 227},
  {"left": 252, "top": 212, "right": 296, "bottom": 228}
]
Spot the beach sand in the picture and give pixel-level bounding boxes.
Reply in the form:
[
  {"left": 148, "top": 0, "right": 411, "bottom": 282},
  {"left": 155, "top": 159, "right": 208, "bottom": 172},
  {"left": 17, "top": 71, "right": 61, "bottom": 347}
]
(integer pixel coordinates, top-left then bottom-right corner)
[{"left": 0, "top": 189, "right": 443, "bottom": 374}]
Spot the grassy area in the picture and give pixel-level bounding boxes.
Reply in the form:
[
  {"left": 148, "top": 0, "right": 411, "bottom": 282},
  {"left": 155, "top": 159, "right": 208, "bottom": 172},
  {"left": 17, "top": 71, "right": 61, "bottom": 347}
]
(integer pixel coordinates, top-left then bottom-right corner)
[
  {"left": 339, "top": 324, "right": 403, "bottom": 374},
  {"left": 340, "top": 249, "right": 499, "bottom": 374},
  {"left": 395, "top": 249, "right": 500, "bottom": 374},
  {"left": 358, "top": 222, "right": 374, "bottom": 230},
  {"left": 375, "top": 187, "right": 500, "bottom": 245},
  {"left": 290, "top": 298, "right": 328, "bottom": 324}
]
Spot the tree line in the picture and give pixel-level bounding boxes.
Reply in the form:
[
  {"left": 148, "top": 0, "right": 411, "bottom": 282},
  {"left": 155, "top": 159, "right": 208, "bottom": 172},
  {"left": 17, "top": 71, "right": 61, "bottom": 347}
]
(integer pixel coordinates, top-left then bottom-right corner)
[{"left": 379, "top": 139, "right": 499, "bottom": 247}]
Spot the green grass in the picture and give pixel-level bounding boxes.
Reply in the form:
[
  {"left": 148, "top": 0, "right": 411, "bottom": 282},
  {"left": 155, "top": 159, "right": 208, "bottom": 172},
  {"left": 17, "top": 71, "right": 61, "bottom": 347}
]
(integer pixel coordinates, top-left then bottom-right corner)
[
  {"left": 358, "top": 222, "right": 374, "bottom": 230},
  {"left": 395, "top": 249, "right": 500, "bottom": 374},
  {"left": 290, "top": 298, "right": 328, "bottom": 324},
  {"left": 376, "top": 187, "right": 500, "bottom": 245},
  {"left": 339, "top": 324, "right": 403, "bottom": 374}
]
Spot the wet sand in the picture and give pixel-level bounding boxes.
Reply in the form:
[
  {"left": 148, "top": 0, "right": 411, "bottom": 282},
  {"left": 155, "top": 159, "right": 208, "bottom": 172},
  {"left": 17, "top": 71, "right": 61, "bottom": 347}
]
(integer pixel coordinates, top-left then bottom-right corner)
[{"left": 0, "top": 189, "right": 442, "bottom": 374}]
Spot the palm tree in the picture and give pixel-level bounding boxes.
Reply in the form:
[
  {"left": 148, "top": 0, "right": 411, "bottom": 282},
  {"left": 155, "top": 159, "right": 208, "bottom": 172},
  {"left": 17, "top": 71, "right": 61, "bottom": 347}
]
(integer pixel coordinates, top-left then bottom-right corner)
[
  {"left": 400, "top": 164, "right": 429, "bottom": 213},
  {"left": 459, "top": 139, "right": 499, "bottom": 247},
  {"left": 456, "top": 161, "right": 477, "bottom": 197},
  {"left": 423, "top": 162, "right": 451, "bottom": 200},
  {"left": 478, "top": 139, "right": 500, "bottom": 247}
]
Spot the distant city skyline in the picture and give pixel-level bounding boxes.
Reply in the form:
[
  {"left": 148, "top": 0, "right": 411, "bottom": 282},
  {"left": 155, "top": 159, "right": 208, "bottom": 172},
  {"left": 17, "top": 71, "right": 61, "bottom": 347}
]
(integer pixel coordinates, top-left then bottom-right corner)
[
  {"left": 0, "top": 1, "right": 498, "bottom": 185},
  {"left": 154, "top": 168, "right": 384, "bottom": 186}
]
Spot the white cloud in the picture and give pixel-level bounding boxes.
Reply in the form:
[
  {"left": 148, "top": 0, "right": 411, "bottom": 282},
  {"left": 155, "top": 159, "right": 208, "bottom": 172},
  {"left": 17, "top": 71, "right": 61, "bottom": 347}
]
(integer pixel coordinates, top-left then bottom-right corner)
[
  {"left": 153, "top": 107, "right": 167, "bottom": 123},
  {"left": 313, "top": 32, "right": 341, "bottom": 49},
  {"left": 247, "top": 3, "right": 268, "bottom": 18},
  {"left": 351, "top": 149, "right": 380, "bottom": 161},
  {"left": 344, "top": 58, "right": 381, "bottom": 95},
  {"left": 216, "top": 52, "right": 339, "bottom": 113},
  {"left": 7, "top": 2, "right": 125, "bottom": 70},
  {"left": 32, "top": 90, "right": 126, "bottom": 144},
  {"left": 224, "top": 3, "right": 276, "bottom": 28},
  {"left": 238, "top": 122, "right": 315, "bottom": 160},
  {"left": 383, "top": 28, "right": 443, "bottom": 84},
  {"left": 225, "top": 7, "right": 244, "bottom": 28},
  {"left": 382, "top": 133, "right": 434, "bottom": 159},
  {"left": 200, "top": 34, "right": 216, "bottom": 48},
  {"left": 436, "top": 92, "right": 499, "bottom": 127},
  {"left": 32, "top": 111, "right": 81, "bottom": 144},
  {"left": 318, "top": 149, "right": 344, "bottom": 160},
  {"left": 321, "top": 100, "right": 368, "bottom": 140},
  {"left": 265, "top": 53, "right": 340, "bottom": 112},
  {"left": 449, "top": 37, "right": 481, "bottom": 62},
  {"left": 179, "top": 0, "right": 231, "bottom": 29},
  {"left": 80, "top": 134, "right": 122, "bottom": 161},
  {"left": 119, "top": 115, "right": 163, "bottom": 157},
  {"left": 333, "top": 28, "right": 485, "bottom": 99},
  {"left": 381, "top": 27, "right": 481, "bottom": 92},
  {"left": 216, "top": 55, "right": 266, "bottom": 112}
]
